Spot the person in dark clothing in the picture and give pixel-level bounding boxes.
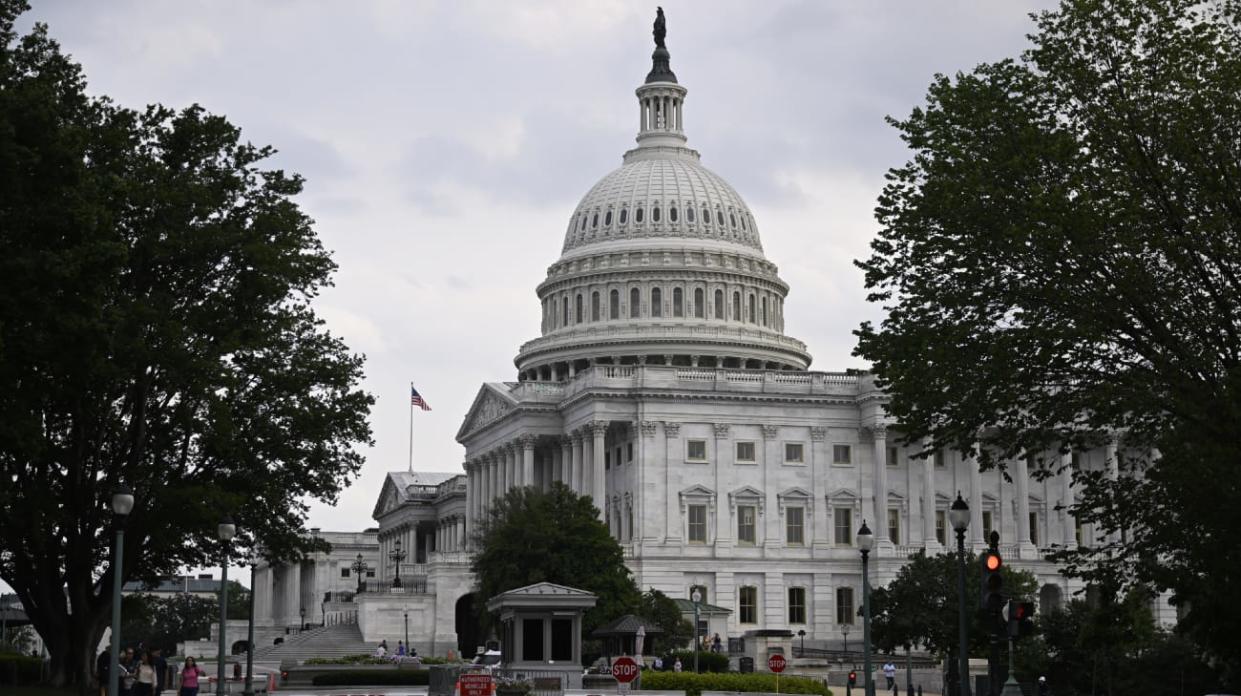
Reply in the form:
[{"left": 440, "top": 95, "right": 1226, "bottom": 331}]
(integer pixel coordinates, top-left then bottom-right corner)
[
  {"left": 97, "top": 649, "right": 111, "bottom": 696},
  {"left": 151, "top": 647, "right": 167, "bottom": 696}
]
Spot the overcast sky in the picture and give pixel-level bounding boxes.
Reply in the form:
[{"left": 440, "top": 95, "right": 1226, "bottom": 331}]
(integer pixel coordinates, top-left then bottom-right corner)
[{"left": 19, "top": 0, "right": 1055, "bottom": 542}]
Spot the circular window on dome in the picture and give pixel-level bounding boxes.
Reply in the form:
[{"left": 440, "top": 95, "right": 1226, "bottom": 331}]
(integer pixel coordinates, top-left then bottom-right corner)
[
  {"left": 653, "top": 207, "right": 661, "bottom": 223},
  {"left": 717, "top": 210, "right": 725, "bottom": 226},
  {"left": 670, "top": 206, "right": 678, "bottom": 222},
  {"left": 620, "top": 208, "right": 628, "bottom": 224},
  {"left": 592, "top": 213, "right": 599, "bottom": 229},
  {"left": 687, "top": 207, "right": 696, "bottom": 223},
  {"left": 703, "top": 207, "right": 711, "bottom": 225},
  {"left": 636, "top": 207, "right": 645, "bottom": 223},
  {"left": 604, "top": 210, "right": 613, "bottom": 226}
]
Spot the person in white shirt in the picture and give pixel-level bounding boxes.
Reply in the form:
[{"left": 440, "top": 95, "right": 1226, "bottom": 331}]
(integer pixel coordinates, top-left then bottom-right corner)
[{"left": 883, "top": 662, "right": 897, "bottom": 692}]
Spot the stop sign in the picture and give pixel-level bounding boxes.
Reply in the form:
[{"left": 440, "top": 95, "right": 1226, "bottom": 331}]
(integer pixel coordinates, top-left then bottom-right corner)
[
  {"left": 612, "top": 656, "right": 640, "bottom": 683},
  {"left": 768, "top": 653, "right": 787, "bottom": 673}
]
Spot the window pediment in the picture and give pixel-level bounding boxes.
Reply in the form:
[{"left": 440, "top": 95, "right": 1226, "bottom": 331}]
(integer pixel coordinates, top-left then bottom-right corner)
[
  {"left": 728, "top": 485, "right": 765, "bottom": 514},
  {"left": 679, "top": 484, "right": 716, "bottom": 513}
]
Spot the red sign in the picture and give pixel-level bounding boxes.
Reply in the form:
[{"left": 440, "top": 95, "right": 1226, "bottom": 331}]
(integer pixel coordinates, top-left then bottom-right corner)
[
  {"left": 767, "top": 654, "right": 787, "bottom": 673},
  {"left": 612, "top": 656, "right": 640, "bottom": 683},
  {"left": 460, "top": 673, "right": 494, "bottom": 696}
]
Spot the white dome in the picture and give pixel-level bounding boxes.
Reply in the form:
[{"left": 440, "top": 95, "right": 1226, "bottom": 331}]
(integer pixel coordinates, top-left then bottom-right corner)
[{"left": 562, "top": 153, "right": 763, "bottom": 255}]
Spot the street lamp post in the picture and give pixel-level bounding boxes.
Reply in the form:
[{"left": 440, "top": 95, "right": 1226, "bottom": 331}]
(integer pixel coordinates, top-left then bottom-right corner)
[
  {"left": 108, "top": 486, "right": 135, "bottom": 696},
  {"left": 691, "top": 589, "right": 702, "bottom": 673},
  {"left": 858, "top": 520, "right": 875, "bottom": 696},
  {"left": 390, "top": 539, "right": 407, "bottom": 589},
  {"left": 404, "top": 610, "right": 410, "bottom": 654},
  {"left": 300, "top": 607, "right": 305, "bottom": 631},
  {"left": 798, "top": 629, "right": 806, "bottom": 657},
  {"left": 216, "top": 516, "right": 236, "bottom": 696},
  {"left": 352, "top": 553, "right": 369, "bottom": 594},
  {"left": 243, "top": 555, "right": 258, "bottom": 696},
  {"left": 842, "top": 623, "right": 851, "bottom": 656},
  {"left": 949, "top": 493, "right": 973, "bottom": 696}
]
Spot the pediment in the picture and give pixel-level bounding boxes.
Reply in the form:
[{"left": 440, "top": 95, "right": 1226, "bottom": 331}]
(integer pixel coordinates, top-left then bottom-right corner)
[
  {"left": 827, "top": 487, "right": 859, "bottom": 502},
  {"left": 371, "top": 477, "right": 402, "bottom": 521},
  {"left": 679, "top": 484, "right": 716, "bottom": 499},
  {"left": 456, "top": 384, "right": 518, "bottom": 442},
  {"left": 729, "top": 485, "right": 765, "bottom": 501},
  {"left": 500, "top": 582, "right": 597, "bottom": 597},
  {"left": 778, "top": 486, "right": 813, "bottom": 500}
]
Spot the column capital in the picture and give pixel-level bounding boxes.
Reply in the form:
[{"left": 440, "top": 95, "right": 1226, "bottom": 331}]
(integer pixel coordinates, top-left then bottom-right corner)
[
  {"left": 518, "top": 435, "right": 537, "bottom": 450},
  {"left": 559, "top": 435, "right": 573, "bottom": 448},
  {"left": 761, "top": 424, "right": 780, "bottom": 440},
  {"left": 639, "top": 420, "right": 659, "bottom": 437},
  {"left": 713, "top": 423, "right": 730, "bottom": 438},
  {"left": 810, "top": 426, "right": 827, "bottom": 442},
  {"left": 866, "top": 423, "right": 888, "bottom": 440},
  {"left": 588, "top": 421, "right": 609, "bottom": 436},
  {"left": 663, "top": 421, "right": 681, "bottom": 438}
]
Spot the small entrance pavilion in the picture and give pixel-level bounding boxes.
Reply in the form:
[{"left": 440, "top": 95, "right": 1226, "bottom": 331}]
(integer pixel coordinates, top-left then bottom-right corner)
[{"left": 485, "top": 582, "right": 597, "bottom": 689}]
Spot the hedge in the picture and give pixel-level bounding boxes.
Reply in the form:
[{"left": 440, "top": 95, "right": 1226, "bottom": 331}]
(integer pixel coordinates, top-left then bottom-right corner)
[
  {"left": 311, "top": 669, "right": 430, "bottom": 686},
  {"left": 640, "top": 671, "right": 831, "bottom": 696},
  {"left": 661, "top": 651, "right": 730, "bottom": 673},
  {"left": 0, "top": 653, "right": 43, "bottom": 685}
]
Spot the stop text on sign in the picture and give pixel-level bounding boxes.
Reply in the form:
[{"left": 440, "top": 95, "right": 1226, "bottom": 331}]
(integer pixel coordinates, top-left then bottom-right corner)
[{"left": 612, "top": 656, "right": 640, "bottom": 683}]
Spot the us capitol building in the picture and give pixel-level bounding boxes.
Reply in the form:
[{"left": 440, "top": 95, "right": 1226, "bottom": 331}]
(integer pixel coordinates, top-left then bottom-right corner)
[{"left": 250, "top": 15, "right": 1173, "bottom": 656}]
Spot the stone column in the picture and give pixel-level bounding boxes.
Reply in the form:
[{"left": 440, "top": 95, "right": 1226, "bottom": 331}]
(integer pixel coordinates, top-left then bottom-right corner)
[
  {"left": 968, "top": 448, "right": 985, "bottom": 547},
  {"left": 923, "top": 438, "right": 939, "bottom": 550},
  {"left": 590, "top": 421, "right": 608, "bottom": 522},
  {"left": 484, "top": 453, "right": 495, "bottom": 512},
  {"left": 571, "top": 433, "right": 583, "bottom": 493},
  {"left": 761, "top": 424, "right": 780, "bottom": 545},
  {"left": 872, "top": 425, "right": 890, "bottom": 548},
  {"left": 506, "top": 444, "right": 518, "bottom": 493},
  {"left": 1016, "top": 453, "right": 1034, "bottom": 554},
  {"left": 664, "top": 421, "right": 681, "bottom": 543},
  {"left": 521, "top": 436, "right": 535, "bottom": 489},
  {"left": 1061, "top": 451, "right": 1076, "bottom": 547},
  {"left": 465, "top": 462, "right": 475, "bottom": 540},
  {"left": 559, "top": 437, "right": 572, "bottom": 487}
]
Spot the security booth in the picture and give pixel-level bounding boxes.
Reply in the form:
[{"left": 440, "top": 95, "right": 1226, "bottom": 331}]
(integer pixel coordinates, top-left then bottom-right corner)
[{"left": 485, "top": 582, "right": 598, "bottom": 690}]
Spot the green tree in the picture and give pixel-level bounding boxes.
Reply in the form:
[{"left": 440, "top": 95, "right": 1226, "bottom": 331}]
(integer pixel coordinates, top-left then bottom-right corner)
[
  {"left": 853, "top": 0, "right": 1241, "bottom": 683},
  {"left": 471, "top": 483, "right": 641, "bottom": 637},
  {"left": 638, "top": 588, "right": 694, "bottom": 654},
  {"left": 120, "top": 588, "right": 245, "bottom": 656},
  {"left": 0, "top": 2, "right": 373, "bottom": 689},
  {"left": 868, "top": 551, "right": 1037, "bottom": 657}
]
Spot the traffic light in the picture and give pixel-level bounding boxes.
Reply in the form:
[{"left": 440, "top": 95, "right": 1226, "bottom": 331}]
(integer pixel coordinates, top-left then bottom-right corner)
[
  {"left": 1007, "top": 599, "right": 1036, "bottom": 638},
  {"left": 980, "top": 549, "right": 1005, "bottom": 616},
  {"left": 848, "top": 671, "right": 857, "bottom": 687}
]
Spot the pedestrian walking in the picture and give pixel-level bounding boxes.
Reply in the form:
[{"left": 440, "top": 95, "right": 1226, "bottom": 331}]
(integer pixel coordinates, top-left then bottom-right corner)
[
  {"left": 151, "top": 648, "right": 167, "bottom": 696},
  {"left": 883, "top": 662, "right": 897, "bottom": 692},
  {"left": 397, "top": 640, "right": 406, "bottom": 657},
  {"left": 97, "top": 649, "right": 111, "bottom": 696},
  {"left": 673, "top": 658, "right": 682, "bottom": 673},
  {"left": 134, "top": 652, "right": 157, "bottom": 696},
  {"left": 711, "top": 634, "right": 722, "bottom": 653},
  {"left": 1038, "top": 676, "right": 1049, "bottom": 696},
  {"left": 119, "top": 648, "right": 137, "bottom": 696},
  {"left": 179, "top": 657, "right": 207, "bottom": 696},
  {"left": 653, "top": 656, "right": 664, "bottom": 671}
]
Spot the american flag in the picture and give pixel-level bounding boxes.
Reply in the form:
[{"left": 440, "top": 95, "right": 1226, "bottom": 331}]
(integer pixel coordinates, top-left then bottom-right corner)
[{"left": 410, "top": 385, "right": 431, "bottom": 411}]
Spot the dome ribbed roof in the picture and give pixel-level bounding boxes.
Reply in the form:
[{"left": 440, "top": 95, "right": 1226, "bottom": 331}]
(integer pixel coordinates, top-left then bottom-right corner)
[{"left": 562, "top": 154, "right": 763, "bottom": 255}]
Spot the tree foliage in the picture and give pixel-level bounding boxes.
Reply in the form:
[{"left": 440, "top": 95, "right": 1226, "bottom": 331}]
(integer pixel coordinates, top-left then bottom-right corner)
[
  {"left": 639, "top": 588, "right": 694, "bottom": 654},
  {"left": 0, "top": 1, "right": 372, "bottom": 688},
  {"left": 471, "top": 483, "right": 641, "bottom": 637},
  {"left": 853, "top": 0, "right": 1241, "bottom": 683},
  {"left": 868, "top": 551, "right": 1037, "bottom": 656},
  {"left": 119, "top": 582, "right": 251, "bottom": 655}
]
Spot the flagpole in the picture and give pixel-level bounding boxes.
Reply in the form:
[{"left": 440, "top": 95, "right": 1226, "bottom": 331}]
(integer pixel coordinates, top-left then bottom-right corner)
[{"left": 408, "top": 381, "right": 414, "bottom": 473}]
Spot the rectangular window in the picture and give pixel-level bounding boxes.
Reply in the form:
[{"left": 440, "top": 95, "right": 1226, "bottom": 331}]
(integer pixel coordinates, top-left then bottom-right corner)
[
  {"left": 888, "top": 508, "right": 900, "bottom": 545},
  {"left": 737, "top": 505, "right": 757, "bottom": 545},
  {"left": 788, "top": 587, "right": 807, "bottom": 624},
  {"left": 834, "top": 507, "right": 853, "bottom": 545},
  {"left": 605, "top": 451, "right": 610, "bottom": 470},
  {"left": 836, "top": 587, "right": 855, "bottom": 625},
  {"left": 983, "top": 511, "right": 994, "bottom": 541},
  {"left": 934, "top": 450, "right": 947, "bottom": 468},
  {"left": 887, "top": 446, "right": 899, "bottom": 467},
  {"left": 1075, "top": 518, "right": 1082, "bottom": 546},
  {"left": 688, "top": 504, "right": 707, "bottom": 544},
  {"left": 687, "top": 439, "right": 707, "bottom": 462},
  {"left": 551, "top": 618, "right": 573, "bottom": 661},
  {"left": 785, "top": 442, "right": 805, "bottom": 463},
  {"left": 522, "top": 617, "right": 545, "bottom": 661},
  {"left": 627, "top": 442, "right": 634, "bottom": 462},
  {"left": 936, "top": 510, "right": 946, "bottom": 545},
  {"left": 1029, "top": 512, "right": 1039, "bottom": 546},
  {"left": 833, "top": 444, "right": 852, "bottom": 464},
  {"left": 736, "top": 441, "right": 756, "bottom": 463},
  {"left": 366, "top": 570, "right": 375, "bottom": 578},
  {"left": 739, "top": 586, "right": 758, "bottom": 624},
  {"left": 786, "top": 507, "right": 805, "bottom": 545},
  {"left": 627, "top": 506, "right": 634, "bottom": 541},
  {"left": 341, "top": 568, "right": 350, "bottom": 578}
]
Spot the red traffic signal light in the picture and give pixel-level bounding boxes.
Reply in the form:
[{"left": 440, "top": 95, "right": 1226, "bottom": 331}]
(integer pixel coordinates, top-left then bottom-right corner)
[
  {"left": 848, "top": 671, "right": 857, "bottom": 685},
  {"left": 985, "top": 553, "right": 1002, "bottom": 571}
]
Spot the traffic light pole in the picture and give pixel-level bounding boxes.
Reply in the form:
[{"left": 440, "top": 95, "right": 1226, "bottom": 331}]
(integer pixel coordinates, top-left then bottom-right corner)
[{"left": 1000, "top": 635, "right": 1022, "bottom": 696}]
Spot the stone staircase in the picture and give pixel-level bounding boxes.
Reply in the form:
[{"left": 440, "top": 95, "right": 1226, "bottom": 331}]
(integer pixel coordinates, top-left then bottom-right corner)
[{"left": 253, "top": 623, "right": 374, "bottom": 663}]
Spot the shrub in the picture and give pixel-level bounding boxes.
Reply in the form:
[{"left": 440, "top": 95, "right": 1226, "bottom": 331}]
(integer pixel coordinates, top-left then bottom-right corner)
[
  {"left": 661, "top": 651, "right": 729, "bottom": 673},
  {"left": 305, "top": 654, "right": 391, "bottom": 665},
  {"left": 640, "top": 671, "right": 830, "bottom": 696},
  {"left": 312, "top": 669, "right": 430, "bottom": 686},
  {"left": 0, "top": 653, "right": 43, "bottom": 685}
]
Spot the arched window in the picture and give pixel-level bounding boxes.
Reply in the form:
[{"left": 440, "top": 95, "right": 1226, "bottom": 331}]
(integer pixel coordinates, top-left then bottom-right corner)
[
  {"left": 620, "top": 208, "right": 628, "bottom": 224},
  {"left": 651, "top": 287, "right": 663, "bottom": 317},
  {"left": 717, "top": 210, "right": 725, "bottom": 226},
  {"left": 591, "top": 291, "right": 600, "bottom": 321},
  {"left": 694, "top": 288, "right": 704, "bottom": 318},
  {"left": 730, "top": 212, "right": 737, "bottom": 228},
  {"left": 714, "top": 289, "right": 724, "bottom": 319},
  {"left": 609, "top": 289, "right": 619, "bottom": 319},
  {"left": 687, "top": 207, "right": 696, "bottom": 222},
  {"left": 748, "top": 294, "right": 756, "bottom": 323},
  {"left": 673, "top": 287, "right": 684, "bottom": 317},
  {"left": 579, "top": 215, "right": 586, "bottom": 231},
  {"left": 563, "top": 296, "right": 569, "bottom": 326},
  {"left": 592, "top": 213, "right": 599, "bottom": 229},
  {"left": 761, "top": 296, "right": 768, "bottom": 326},
  {"left": 604, "top": 210, "right": 612, "bottom": 226},
  {"left": 670, "top": 206, "right": 679, "bottom": 222},
  {"left": 653, "top": 207, "right": 662, "bottom": 223},
  {"left": 575, "top": 294, "right": 583, "bottom": 323},
  {"left": 636, "top": 207, "right": 645, "bottom": 223},
  {"left": 630, "top": 288, "right": 640, "bottom": 318},
  {"left": 740, "top": 215, "right": 747, "bottom": 231},
  {"left": 703, "top": 207, "right": 711, "bottom": 225},
  {"left": 732, "top": 291, "right": 741, "bottom": 321}
]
